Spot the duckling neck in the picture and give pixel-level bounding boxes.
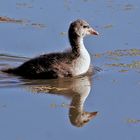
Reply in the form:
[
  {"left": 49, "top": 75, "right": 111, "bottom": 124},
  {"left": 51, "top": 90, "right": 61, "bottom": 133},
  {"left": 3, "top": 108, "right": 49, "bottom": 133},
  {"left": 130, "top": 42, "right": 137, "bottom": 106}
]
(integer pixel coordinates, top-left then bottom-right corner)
[
  {"left": 68, "top": 31, "right": 90, "bottom": 76},
  {"left": 69, "top": 33, "right": 85, "bottom": 56}
]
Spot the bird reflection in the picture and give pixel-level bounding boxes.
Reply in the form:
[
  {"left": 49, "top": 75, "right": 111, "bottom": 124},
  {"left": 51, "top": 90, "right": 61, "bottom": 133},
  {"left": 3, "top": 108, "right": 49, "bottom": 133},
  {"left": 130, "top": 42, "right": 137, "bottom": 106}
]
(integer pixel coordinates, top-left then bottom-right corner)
[{"left": 24, "top": 73, "right": 98, "bottom": 127}]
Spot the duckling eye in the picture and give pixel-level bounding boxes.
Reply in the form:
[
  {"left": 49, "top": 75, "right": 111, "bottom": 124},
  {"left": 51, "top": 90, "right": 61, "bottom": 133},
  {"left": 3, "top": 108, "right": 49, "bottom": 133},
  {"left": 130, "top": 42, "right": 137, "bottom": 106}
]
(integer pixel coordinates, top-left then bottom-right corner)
[{"left": 83, "top": 25, "right": 89, "bottom": 28}]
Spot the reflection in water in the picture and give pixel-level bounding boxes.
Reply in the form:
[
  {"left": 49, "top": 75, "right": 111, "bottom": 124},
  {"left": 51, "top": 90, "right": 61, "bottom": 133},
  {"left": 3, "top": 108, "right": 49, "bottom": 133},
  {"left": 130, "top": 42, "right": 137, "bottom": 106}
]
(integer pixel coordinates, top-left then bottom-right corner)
[
  {"left": 0, "top": 54, "right": 99, "bottom": 127},
  {"left": 26, "top": 75, "right": 98, "bottom": 127}
]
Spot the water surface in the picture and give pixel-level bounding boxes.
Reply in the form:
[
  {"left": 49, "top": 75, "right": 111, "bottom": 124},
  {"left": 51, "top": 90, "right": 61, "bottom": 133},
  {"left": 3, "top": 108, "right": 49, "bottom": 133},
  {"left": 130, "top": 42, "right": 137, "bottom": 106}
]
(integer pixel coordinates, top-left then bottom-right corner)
[{"left": 0, "top": 0, "right": 140, "bottom": 140}]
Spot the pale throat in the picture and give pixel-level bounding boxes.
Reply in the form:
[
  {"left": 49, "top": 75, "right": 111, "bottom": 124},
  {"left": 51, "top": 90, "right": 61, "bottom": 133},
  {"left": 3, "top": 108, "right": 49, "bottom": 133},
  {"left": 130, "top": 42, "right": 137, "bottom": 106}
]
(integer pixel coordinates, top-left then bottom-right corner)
[
  {"left": 78, "top": 37, "right": 90, "bottom": 59},
  {"left": 72, "top": 37, "right": 91, "bottom": 76}
]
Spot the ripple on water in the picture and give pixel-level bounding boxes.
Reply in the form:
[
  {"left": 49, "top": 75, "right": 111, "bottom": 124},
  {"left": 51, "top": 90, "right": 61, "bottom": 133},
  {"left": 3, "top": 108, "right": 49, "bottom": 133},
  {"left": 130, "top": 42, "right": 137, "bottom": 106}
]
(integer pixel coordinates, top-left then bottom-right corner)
[{"left": 0, "top": 49, "right": 140, "bottom": 88}]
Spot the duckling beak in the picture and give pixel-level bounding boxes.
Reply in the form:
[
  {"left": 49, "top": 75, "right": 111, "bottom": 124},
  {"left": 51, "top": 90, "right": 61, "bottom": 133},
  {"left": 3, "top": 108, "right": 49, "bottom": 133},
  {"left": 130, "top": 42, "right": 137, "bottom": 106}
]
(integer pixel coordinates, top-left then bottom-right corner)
[{"left": 89, "top": 28, "right": 99, "bottom": 35}]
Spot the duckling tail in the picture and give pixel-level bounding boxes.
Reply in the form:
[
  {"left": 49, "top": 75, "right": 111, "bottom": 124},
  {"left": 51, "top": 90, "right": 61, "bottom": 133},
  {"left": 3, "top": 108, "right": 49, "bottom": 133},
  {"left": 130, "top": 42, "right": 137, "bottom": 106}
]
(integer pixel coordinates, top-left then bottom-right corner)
[{"left": 1, "top": 68, "right": 15, "bottom": 74}]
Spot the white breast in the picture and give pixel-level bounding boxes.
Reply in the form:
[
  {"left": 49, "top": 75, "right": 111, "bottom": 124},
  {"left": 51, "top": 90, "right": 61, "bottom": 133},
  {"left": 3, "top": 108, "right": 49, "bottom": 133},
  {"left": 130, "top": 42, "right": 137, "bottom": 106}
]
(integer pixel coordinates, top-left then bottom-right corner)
[{"left": 72, "top": 45, "right": 90, "bottom": 76}]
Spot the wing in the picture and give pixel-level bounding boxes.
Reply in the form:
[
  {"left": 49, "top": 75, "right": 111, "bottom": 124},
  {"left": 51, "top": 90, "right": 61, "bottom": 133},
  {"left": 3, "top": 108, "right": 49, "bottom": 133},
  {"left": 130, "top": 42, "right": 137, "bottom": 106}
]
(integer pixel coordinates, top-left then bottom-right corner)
[{"left": 13, "top": 52, "right": 73, "bottom": 79}]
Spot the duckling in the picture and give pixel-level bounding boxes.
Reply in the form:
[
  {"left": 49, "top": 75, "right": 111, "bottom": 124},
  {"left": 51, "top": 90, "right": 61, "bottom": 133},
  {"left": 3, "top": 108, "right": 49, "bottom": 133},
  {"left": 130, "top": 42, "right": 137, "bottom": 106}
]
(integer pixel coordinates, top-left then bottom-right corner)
[{"left": 2, "top": 19, "right": 99, "bottom": 79}]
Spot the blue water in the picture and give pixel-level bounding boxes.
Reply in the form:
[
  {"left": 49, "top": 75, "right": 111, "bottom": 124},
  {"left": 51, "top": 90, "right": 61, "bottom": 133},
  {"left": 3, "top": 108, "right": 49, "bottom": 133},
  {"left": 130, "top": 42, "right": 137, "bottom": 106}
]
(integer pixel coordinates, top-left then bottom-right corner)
[{"left": 0, "top": 0, "right": 140, "bottom": 140}]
